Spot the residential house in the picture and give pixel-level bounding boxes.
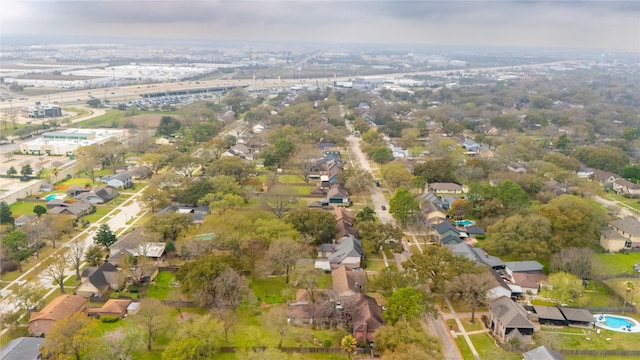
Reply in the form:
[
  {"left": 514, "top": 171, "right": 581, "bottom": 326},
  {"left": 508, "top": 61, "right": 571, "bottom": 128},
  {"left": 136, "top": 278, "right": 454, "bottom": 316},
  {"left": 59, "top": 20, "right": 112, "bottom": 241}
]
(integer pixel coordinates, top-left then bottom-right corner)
[
  {"left": 28, "top": 294, "right": 86, "bottom": 336},
  {"left": 14, "top": 215, "right": 37, "bottom": 227},
  {"left": 48, "top": 200, "right": 94, "bottom": 218},
  {"left": 465, "top": 226, "right": 485, "bottom": 238},
  {"left": 157, "top": 204, "right": 209, "bottom": 224},
  {"left": 541, "top": 180, "right": 568, "bottom": 197},
  {"left": 103, "top": 172, "right": 132, "bottom": 189},
  {"left": 0, "top": 337, "right": 45, "bottom": 360},
  {"left": 488, "top": 296, "right": 535, "bottom": 343},
  {"left": 130, "top": 166, "right": 152, "bottom": 180},
  {"left": 613, "top": 178, "right": 640, "bottom": 198},
  {"left": 435, "top": 220, "right": 460, "bottom": 244},
  {"left": 344, "top": 293, "right": 384, "bottom": 342},
  {"left": 326, "top": 184, "right": 350, "bottom": 205},
  {"left": 155, "top": 137, "right": 171, "bottom": 145},
  {"left": 427, "top": 182, "right": 464, "bottom": 194},
  {"left": 421, "top": 200, "right": 447, "bottom": 226},
  {"left": 75, "top": 186, "right": 119, "bottom": 204},
  {"left": 45, "top": 199, "right": 68, "bottom": 209},
  {"left": 76, "top": 262, "right": 121, "bottom": 298},
  {"left": 316, "top": 235, "right": 363, "bottom": 269},
  {"left": 332, "top": 266, "right": 367, "bottom": 298},
  {"left": 523, "top": 346, "right": 564, "bottom": 360},
  {"left": 590, "top": 169, "right": 618, "bottom": 189},
  {"left": 505, "top": 261, "right": 544, "bottom": 276},
  {"left": 333, "top": 208, "right": 358, "bottom": 239},
  {"left": 462, "top": 139, "right": 480, "bottom": 153},
  {"left": 448, "top": 242, "right": 505, "bottom": 270},
  {"left": 85, "top": 298, "right": 132, "bottom": 319},
  {"left": 66, "top": 186, "right": 87, "bottom": 197},
  {"left": 486, "top": 269, "right": 514, "bottom": 300},
  {"left": 108, "top": 227, "right": 164, "bottom": 265},
  {"left": 600, "top": 218, "right": 640, "bottom": 252},
  {"left": 558, "top": 307, "right": 593, "bottom": 327},
  {"left": 512, "top": 273, "right": 547, "bottom": 295},
  {"left": 533, "top": 306, "right": 567, "bottom": 326}
]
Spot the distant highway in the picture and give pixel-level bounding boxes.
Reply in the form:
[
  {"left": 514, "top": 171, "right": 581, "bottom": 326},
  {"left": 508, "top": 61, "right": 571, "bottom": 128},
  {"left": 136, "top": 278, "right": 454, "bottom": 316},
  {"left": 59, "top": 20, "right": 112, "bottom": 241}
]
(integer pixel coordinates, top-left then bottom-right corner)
[{"left": 0, "top": 60, "right": 579, "bottom": 111}]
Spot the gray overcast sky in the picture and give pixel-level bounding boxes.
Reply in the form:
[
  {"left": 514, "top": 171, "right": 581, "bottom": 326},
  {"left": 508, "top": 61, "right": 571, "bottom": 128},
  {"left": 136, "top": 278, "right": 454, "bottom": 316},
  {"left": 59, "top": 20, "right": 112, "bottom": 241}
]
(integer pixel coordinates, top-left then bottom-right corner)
[{"left": 3, "top": 1, "right": 639, "bottom": 51}]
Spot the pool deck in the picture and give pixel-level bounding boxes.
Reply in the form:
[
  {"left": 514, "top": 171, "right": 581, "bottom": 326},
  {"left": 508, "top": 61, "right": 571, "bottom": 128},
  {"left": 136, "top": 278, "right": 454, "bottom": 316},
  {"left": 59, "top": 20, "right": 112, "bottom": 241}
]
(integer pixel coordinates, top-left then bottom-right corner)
[{"left": 594, "top": 314, "right": 640, "bottom": 333}]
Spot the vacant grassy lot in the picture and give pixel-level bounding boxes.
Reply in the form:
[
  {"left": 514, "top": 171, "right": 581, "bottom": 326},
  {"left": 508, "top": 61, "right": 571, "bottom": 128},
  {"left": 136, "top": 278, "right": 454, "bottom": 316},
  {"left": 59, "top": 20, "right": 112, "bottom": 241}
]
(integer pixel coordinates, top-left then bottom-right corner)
[
  {"left": 596, "top": 252, "right": 640, "bottom": 275},
  {"left": 78, "top": 109, "right": 126, "bottom": 128},
  {"left": 250, "top": 276, "right": 294, "bottom": 304}
]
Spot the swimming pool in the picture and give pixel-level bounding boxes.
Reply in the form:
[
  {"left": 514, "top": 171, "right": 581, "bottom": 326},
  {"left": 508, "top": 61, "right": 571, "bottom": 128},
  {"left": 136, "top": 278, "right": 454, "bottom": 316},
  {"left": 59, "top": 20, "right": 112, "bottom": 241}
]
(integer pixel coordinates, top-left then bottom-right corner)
[
  {"left": 594, "top": 314, "right": 640, "bottom": 333},
  {"left": 455, "top": 220, "right": 473, "bottom": 227},
  {"left": 44, "top": 194, "right": 64, "bottom": 201}
]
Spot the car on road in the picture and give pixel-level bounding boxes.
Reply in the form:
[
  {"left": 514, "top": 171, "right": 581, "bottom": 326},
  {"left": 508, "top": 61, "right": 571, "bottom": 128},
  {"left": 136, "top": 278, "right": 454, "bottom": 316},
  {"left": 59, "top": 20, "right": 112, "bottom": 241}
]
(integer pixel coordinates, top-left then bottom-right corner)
[{"left": 381, "top": 205, "right": 387, "bottom": 210}]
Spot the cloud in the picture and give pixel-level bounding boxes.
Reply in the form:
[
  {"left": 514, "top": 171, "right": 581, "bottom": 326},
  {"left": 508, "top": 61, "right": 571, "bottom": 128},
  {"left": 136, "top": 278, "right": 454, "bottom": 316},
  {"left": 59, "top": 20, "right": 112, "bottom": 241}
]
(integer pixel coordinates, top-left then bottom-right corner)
[{"left": 2, "top": 1, "right": 638, "bottom": 50}]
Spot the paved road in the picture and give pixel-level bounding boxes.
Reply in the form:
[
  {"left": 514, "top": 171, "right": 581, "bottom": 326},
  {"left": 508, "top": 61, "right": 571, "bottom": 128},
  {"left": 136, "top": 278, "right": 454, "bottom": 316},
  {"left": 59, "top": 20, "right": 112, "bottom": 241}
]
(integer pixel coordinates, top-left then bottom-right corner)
[
  {"left": 0, "top": 186, "right": 148, "bottom": 317},
  {"left": 343, "top": 112, "right": 462, "bottom": 360}
]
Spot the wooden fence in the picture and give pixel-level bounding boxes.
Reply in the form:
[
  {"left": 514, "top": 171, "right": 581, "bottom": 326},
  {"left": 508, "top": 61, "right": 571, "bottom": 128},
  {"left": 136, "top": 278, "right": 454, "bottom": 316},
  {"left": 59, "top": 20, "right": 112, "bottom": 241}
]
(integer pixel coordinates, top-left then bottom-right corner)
[{"left": 559, "top": 349, "right": 640, "bottom": 357}]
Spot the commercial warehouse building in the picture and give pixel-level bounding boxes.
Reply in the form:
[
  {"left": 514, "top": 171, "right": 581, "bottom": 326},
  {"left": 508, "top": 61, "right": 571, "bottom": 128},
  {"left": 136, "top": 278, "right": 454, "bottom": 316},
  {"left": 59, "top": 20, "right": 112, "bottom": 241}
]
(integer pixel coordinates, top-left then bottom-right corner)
[{"left": 19, "top": 129, "right": 125, "bottom": 156}]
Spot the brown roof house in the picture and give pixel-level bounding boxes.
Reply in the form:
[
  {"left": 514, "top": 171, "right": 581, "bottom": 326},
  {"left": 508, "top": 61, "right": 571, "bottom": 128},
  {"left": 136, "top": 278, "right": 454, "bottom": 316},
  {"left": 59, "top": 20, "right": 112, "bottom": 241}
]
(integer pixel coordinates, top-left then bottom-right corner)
[
  {"left": 86, "top": 298, "right": 132, "bottom": 319},
  {"left": 331, "top": 265, "right": 368, "bottom": 298},
  {"left": 488, "top": 296, "right": 535, "bottom": 344},
  {"left": 427, "top": 182, "right": 465, "bottom": 194},
  {"left": 28, "top": 294, "right": 86, "bottom": 336},
  {"left": 600, "top": 218, "right": 640, "bottom": 252},
  {"left": 342, "top": 293, "right": 384, "bottom": 342},
  {"left": 332, "top": 208, "right": 358, "bottom": 239}
]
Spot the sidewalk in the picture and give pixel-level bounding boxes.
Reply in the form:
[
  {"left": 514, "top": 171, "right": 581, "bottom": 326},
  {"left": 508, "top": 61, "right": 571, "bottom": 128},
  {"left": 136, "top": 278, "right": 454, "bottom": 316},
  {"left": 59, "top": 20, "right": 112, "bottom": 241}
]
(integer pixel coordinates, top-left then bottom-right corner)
[{"left": 444, "top": 297, "right": 481, "bottom": 360}]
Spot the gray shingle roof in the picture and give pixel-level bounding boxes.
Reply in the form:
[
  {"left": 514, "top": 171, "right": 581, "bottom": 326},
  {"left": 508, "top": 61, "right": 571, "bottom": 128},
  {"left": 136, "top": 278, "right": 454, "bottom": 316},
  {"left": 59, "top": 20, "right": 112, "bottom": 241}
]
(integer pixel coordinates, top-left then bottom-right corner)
[
  {"left": 610, "top": 218, "right": 640, "bottom": 237},
  {"left": 533, "top": 305, "right": 566, "bottom": 321},
  {"left": 0, "top": 337, "right": 45, "bottom": 360},
  {"left": 505, "top": 261, "right": 544, "bottom": 273},
  {"left": 490, "top": 296, "right": 534, "bottom": 329},
  {"left": 328, "top": 235, "right": 363, "bottom": 264},
  {"left": 523, "top": 345, "right": 564, "bottom": 360}
]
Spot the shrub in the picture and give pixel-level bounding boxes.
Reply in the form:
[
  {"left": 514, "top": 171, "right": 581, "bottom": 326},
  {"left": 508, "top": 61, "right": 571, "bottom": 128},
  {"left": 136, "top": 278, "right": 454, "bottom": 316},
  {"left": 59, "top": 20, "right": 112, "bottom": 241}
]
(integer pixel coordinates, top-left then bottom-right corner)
[
  {"left": 322, "top": 339, "right": 332, "bottom": 348},
  {"left": 100, "top": 316, "right": 119, "bottom": 323},
  {"left": 128, "top": 285, "right": 139, "bottom": 293}
]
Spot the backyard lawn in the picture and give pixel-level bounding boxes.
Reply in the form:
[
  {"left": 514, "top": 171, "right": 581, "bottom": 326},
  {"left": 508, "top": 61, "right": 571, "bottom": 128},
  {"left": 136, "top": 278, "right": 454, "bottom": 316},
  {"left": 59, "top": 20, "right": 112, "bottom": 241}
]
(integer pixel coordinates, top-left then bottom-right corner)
[
  {"left": 604, "top": 278, "right": 640, "bottom": 307},
  {"left": 146, "top": 272, "right": 178, "bottom": 300},
  {"left": 536, "top": 323, "right": 640, "bottom": 351},
  {"left": 469, "top": 333, "right": 520, "bottom": 360},
  {"left": 9, "top": 201, "right": 45, "bottom": 216},
  {"left": 250, "top": 276, "right": 295, "bottom": 304},
  {"left": 596, "top": 252, "right": 640, "bottom": 275}
]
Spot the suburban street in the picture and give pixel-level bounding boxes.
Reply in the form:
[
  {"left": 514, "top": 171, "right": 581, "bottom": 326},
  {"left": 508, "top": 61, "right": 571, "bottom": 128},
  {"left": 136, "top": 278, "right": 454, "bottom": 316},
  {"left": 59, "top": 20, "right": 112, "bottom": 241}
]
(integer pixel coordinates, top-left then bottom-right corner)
[
  {"left": 343, "top": 116, "right": 463, "bottom": 360},
  {"left": 0, "top": 186, "right": 148, "bottom": 318}
]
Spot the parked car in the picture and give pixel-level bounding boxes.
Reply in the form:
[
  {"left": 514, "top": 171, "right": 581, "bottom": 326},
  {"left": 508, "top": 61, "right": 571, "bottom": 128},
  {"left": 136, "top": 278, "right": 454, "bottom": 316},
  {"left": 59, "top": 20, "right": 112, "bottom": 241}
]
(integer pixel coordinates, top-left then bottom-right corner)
[{"left": 381, "top": 205, "right": 387, "bottom": 210}]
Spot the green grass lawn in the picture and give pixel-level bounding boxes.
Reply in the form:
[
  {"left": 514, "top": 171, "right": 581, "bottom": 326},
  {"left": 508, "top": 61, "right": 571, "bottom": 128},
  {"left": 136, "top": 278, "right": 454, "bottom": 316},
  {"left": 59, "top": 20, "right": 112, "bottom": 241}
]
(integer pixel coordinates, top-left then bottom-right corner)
[
  {"left": 78, "top": 109, "right": 126, "bottom": 128},
  {"left": 460, "top": 318, "right": 484, "bottom": 332},
  {"left": 293, "top": 186, "right": 314, "bottom": 195},
  {"left": 454, "top": 336, "right": 473, "bottom": 359},
  {"left": 469, "top": 333, "right": 520, "bottom": 360},
  {"left": 596, "top": 252, "right": 640, "bottom": 275},
  {"left": 277, "top": 174, "right": 303, "bottom": 183},
  {"left": 536, "top": 327, "right": 640, "bottom": 351},
  {"left": 55, "top": 177, "right": 99, "bottom": 187},
  {"left": 250, "top": 276, "right": 294, "bottom": 304},
  {"left": 146, "top": 272, "right": 178, "bottom": 300},
  {"left": 9, "top": 201, "right": 44, "bottom": 216},
  {"left": 83, "top": 206, "right": 114, "bottom": 223},
  {"left": 604, "top": 278, "right": 640, "bottom": 307}
]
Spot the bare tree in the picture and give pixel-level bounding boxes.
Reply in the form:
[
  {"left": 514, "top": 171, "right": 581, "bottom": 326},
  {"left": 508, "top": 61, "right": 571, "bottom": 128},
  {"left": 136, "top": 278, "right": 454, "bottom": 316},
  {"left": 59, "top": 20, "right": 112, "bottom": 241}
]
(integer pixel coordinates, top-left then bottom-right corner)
[
  {"left": 263, "top": 306, "right": 290, "bottom": 348},
  {"left": 266, "top": 238, "right": 305, "bottom": 284},
  {"left": 96, "top": 326, "right": 145, "bottom": 360},
  {"left": 550, "top": 247, "right": 596, "bottom": 280},
  {"left": 293, "top": 144, "right": 322, "bottom": 184},
  {"left": 262, "top": 184, "right": 298, "bottom": 219},
  {"left": 344, "top": 168, "right": 375, "bottom": 202},
  {"left": 445, "top": 272, "right": 494, "bottom": 323},
  {"left": 135, "top": 298, "right": 170, "bottom": 351},
  {"left": 68, "top": 239, "right": 85, "bottom": 281},
  {"left": 44, "top": 253, "right": 69, "bottom": 293},
  {"left": 291, "top": 263, "right": 321, "bottom": 303}
]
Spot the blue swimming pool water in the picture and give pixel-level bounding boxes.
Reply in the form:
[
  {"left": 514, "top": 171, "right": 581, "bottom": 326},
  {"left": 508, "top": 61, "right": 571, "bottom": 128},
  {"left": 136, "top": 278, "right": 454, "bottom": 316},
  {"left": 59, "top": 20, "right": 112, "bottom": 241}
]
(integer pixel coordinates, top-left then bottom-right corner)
[
  {"left": 605, "top": 316, "right": 633, "bottom": 329},
  {"left": 44, "top": 194, "right": 57, "bottom": 201},
  {"left": 455, "top": 220, "right": 473, "bottom": 226}
]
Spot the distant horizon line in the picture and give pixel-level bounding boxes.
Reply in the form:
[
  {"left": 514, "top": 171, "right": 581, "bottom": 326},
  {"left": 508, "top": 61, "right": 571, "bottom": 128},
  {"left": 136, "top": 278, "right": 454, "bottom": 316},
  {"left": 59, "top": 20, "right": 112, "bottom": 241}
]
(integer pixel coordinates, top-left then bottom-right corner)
[{"left": 2, "top": 34, "right": 638, "bottom": 54}]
